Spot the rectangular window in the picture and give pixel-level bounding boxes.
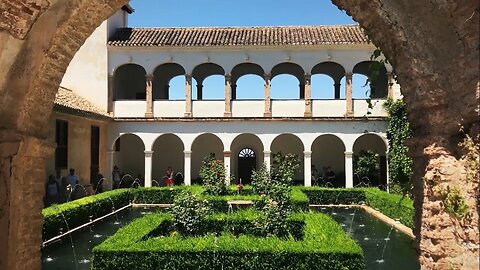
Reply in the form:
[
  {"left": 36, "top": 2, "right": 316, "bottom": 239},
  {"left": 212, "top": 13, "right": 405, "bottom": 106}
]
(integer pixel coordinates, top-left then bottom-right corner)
[{"left": 55, "top": 120, "right": 68, "bottom": 169}]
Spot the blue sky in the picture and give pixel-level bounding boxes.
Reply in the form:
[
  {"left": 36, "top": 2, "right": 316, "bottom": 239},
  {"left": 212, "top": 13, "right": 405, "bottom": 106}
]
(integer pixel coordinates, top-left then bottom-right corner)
[{"left": 127, "top": 0, "right": 369, "bottom": 100}]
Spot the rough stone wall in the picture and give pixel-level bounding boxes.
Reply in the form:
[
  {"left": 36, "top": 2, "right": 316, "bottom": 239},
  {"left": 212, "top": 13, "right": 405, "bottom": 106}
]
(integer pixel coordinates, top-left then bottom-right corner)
[
  {"left": 331, "top": 0, "right": 479, "bottom": 269},
  {"left": 0, "top": 0, "right": 478, "bottom": 269}
]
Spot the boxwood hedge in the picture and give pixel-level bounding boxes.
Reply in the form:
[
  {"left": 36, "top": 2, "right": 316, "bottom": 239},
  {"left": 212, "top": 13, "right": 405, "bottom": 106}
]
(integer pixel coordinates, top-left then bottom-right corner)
[{"left": 92, "top": 211, "right": 364, "bottom": 270}]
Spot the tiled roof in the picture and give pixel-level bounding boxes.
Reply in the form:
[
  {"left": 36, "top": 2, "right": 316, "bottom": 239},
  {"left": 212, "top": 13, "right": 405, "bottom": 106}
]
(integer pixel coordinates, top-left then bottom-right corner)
[
  {"left": 54, "top": 87, "right": 111, "bottom": 119},
  {"left": 108, "top": 25, "right": 368, "bottom": 47}
]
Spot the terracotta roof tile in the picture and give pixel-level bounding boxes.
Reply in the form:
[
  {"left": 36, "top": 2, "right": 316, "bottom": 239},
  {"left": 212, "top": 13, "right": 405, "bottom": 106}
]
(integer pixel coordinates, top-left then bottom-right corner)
[
  {"left": 108, "top": 25, "right": 368, "bottom": 47},
  {"left": 54, "top": 87, "right": 110, "bottom": 119}
]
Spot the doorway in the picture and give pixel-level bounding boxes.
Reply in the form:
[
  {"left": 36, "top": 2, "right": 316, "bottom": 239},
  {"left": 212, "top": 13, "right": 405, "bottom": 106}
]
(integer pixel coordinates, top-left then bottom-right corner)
[{"left": 237, "top": 147, "right": 256, "bottom": 184}]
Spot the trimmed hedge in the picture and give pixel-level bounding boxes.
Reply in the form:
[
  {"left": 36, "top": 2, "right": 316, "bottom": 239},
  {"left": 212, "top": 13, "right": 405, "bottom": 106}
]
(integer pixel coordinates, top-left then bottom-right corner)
[
  {"left": 42, "top": 189, "right": 132, "bottom": 240},
  {"left": 363, "top": 188, "right": 414, "bottom": 228},
  {"left": 92, "top": 211, "right": 364, "bottom": 270},
  {"left": 299, "top": 187, "right": 414, "bottom": 228}
]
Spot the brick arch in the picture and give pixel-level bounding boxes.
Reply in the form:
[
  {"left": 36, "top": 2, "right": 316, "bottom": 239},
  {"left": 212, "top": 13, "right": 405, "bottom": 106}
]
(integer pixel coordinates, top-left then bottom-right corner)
[{"left": 0, "top": 1, "right": 478, "bottom": 270}]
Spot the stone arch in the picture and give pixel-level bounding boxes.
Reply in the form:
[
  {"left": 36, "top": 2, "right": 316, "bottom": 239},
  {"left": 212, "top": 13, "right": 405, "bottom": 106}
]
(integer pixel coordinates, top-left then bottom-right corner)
[
  {"left": 191, "top": 133, "right": 224, "bottom": 183},
  {"left": 192, "top": 63, "right": 225, "bottom": 100},
  {"left": 230, "top": 133, "right": 264, "bottom": 183},
  {"left": 352, "top": 61, "right": 388, "bottom": 98},
  {"left": 151, "top": 133, "right": 185, "bottom": 184},
  {"left": 271, "top": 133, "right": 305, "bottom": 184},
  {"left": 231, "top": 63, "right": 265, "bottom": 100},
  {"left": 113, "top": 63, "right": 147, "bottom": 100},
  {"left": 152, "top": 63, "right": 186, "bottom": 100},
  {"left": 353, "top": 133, "right": 388, "bottom": 188},
  {"left": 311, "top": 134, "right": 346, "bottom": 187},
  {"left": 271, "top": 62, "right": 305, "bottom": 99},
  {"left": 0, "top": 1, "right": 478, "bottom": 269},
  {"left": 311, "top": 62, "right": 346, "bottom": 99},
  {"left": 112, "top": 133, "right": 145, "bottom": 181}
]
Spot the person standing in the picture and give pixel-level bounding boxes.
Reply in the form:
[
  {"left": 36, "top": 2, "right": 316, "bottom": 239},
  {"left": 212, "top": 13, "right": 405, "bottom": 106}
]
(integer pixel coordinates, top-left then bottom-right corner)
[
  {"left": 66, "top": 168, "right": 79, "bottom": 200},
  {"left": 45, "top": 175, "right": 60, "bottom": 206}
]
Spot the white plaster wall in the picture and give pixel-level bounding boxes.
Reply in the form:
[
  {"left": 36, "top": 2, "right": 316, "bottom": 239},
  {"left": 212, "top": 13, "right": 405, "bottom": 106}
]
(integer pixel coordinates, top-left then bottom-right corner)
[
  {"left": 353, "top": 99, "right": 387, "bottom": 117},
  {"left": 154, "top": 101, "right": 185, "bottom": 117},
  {"left": 192, "top": 101, "right": 224, "bottom": 117},
  {"left": 113, "top": 101, "right": 146, "bottom": 117},
  {"left": 312, "top": 100, "right": 346, "bottom": 117},
  {"left": 60, "top": 21, "right": 108, "bottom": 111},
  {"left": 231, "top": 101, "right": 264, "bottom": 117},
  {"left": 271, "top": 100, "right": 304, "bottom": 117}
]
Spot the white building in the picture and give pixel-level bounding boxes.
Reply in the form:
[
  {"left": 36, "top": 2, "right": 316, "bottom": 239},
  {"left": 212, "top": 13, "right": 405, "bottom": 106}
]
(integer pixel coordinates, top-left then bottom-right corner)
[{"left": 51, "top": 5, "right": 400, "bottom": 190}]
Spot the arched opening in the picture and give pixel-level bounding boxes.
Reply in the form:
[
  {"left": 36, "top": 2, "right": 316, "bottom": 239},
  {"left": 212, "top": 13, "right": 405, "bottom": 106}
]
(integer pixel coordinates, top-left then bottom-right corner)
[
  {"left": 168, "top": 75, "right": 186, "bottom": 100},
  {"left": 113, "top": 64, "right": 146, "bottom": 100},
  {"left": 237, "top": 148, "right": 256, "bottom": 184},
  {"left": 271, "top": 62, "right": 305, "bottom": 99},
  {"left": 112, "top": 134, "right": 145, "bottom": 185},
  {"left": 231, "top": 63, "right": 265, "bottom": 100},
  {"left": 230, "top": 133, "right": 264, "bottom": 184},
  {"left": 353, "top": 133, "right": 388, "bottom": 189},
  {"left": 152, "top": 134, "right": 184, "bottom": 186},
  {"left": 234, "top": 75, "right": 264, "bottom": 100},
  {"left": 202, "top": 75, "right": 225, "bottom": 100},
  {"left": 311, "top": 62, "right": 346, "bottom": 99},
  {"left": 152, "top": 63, "right": 185, "bottom": 100},
  {"left": 191, "top": 133, "right": 224, "bottom": 184},
  {"left": 352, "top": 61, "right": 388, "bottom": 99},
  {"left": 192, "top": 63, "right": 225, "bottom": 100},
  {"left": 311, "top": 134, "right": 346, "bottom": 187},
  {"left": 270, "top": 134, "right": 304, "bottom": 185}
]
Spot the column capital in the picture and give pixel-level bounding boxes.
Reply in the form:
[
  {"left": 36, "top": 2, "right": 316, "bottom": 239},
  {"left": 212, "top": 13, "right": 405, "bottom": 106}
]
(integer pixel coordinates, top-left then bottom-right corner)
[
  {"left": 263, "top": 150, "right": 272, "bottom": 156},
  {"left": 145, "top": 74, "right": 154, "bottom": 82},
  {"left": 108, "top": 74, "right": 114, "bottom": 79},
  {"left": 345, "top": 72, "right": 353, "bottom": 78},
  {"left": 304, "top": 73, "right": 311, "bottom": 82},
  {"left": 344, "top": 151, "right": 354, "bottom": 158},
  {"left": 184, "top": 150, "right": 192, "bottom": 156},
  {"left": 107, "top": 150, "right": 116, "bottom": 155},
  {"left": 185, "top": 74, "right": 192, "bottom": 82},
  {"left": 225, "top": 73, "right": 232, "bottom": 81},
  {"left": 263, "top": 73, "right": 271, "bottom": 81},
  {"left": 144, "top": 150, "right": 154, "bottom": 157},
  {"left": 223, "top": 150, "right": 231, "bottom": 157},
  {"left": 303, "top": 150, "right": 312, "bottom": 156}
]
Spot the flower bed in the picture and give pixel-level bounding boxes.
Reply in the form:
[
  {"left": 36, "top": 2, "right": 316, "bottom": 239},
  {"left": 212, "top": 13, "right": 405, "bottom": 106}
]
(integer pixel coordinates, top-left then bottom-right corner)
[{"left": 92, "top": 211, "right": 364, "bottom": 270}]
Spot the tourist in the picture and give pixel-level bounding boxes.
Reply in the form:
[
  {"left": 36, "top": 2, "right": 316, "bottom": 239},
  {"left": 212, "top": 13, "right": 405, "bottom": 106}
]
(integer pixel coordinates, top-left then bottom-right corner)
[
  {"left": 66, "top": 168, "right": 79, "bottom": 200},
  {"left": 112, "top": 165, "right": 121, "bottom": 189},
  {"left": 45, "top": 175, "right": 60, "bottom": 206},
  {"left": 164, "top": 166, "right": 174, "bottom": 186}
]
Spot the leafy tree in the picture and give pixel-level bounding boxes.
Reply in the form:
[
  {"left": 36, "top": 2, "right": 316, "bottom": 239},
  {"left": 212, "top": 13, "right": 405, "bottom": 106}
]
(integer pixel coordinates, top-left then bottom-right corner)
[
  {"left": 171, "top": 190, "right": 211, "bottom": 236},
  {"left": 354, "top": 150, "right": 380, "bottom": 181}
]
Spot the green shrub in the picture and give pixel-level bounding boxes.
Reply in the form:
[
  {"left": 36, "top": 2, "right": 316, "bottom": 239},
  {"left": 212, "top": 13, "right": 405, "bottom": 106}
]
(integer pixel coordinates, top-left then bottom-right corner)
[
  {"left": 200, "top": 153, "right": 228, "bottom": 196},
  {"left": 363, "top": 188, "right": 414, "bottom": 228},
  {"left": 171, "top": 190, "right": 211, "bottom": 236},
  {"left": 92, "top": 212, "right": 364, "bottom": 270}
]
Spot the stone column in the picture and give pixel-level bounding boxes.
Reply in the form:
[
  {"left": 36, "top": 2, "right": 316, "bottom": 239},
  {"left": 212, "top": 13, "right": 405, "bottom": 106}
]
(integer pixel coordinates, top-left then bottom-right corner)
[
  {"left": 224, "top": 150, "right": 231, "bottom": 185},
  {"left": 184, "top": 150, "right": 192, "bottom": 185},
  {"left": 263, "top": 74, "right": 272, "bottom": 117},
  {"left": 304, "top": 151, "right": 312, "bottom": 187},
  {"left": 334, "top": 82, "right": 341, "bottom": 99},
  {"left": 304, "top": 74, "right": 312, "bottom": 117},
  {"left": 345, "top": 72, "right": 353, "bottom": 117},
  {"left": 185, "top": 74, "right": 192, "bottom": 117},
  {"left": 197, "top": 83, "right": 203, "bottom": 100},
  {"left": 224, "top": 74, "right": 232, "bottom": 117},
  {"left": 345, "top": 151, "right": 354, "bottom": 188},
  {"left": 263, "top": 150, "right": 271, "bottom": 172},
  {"left": 107, "top": 74, "right": 114, "bottom": 115},
  {"left": 144, "top": 150, "right": 153, "bottom": 187},
  {"left": 145, "top": 74, "right": 154, "bottom": 118},
  {"left": 387, "top": 72, "right": 395, "bottom": 99},
  {"left": 0, "top": 134, "right": 54, "bottom": 270},
  {"left": 106, "top": 150, "right": 115, "bottom": 190}
]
